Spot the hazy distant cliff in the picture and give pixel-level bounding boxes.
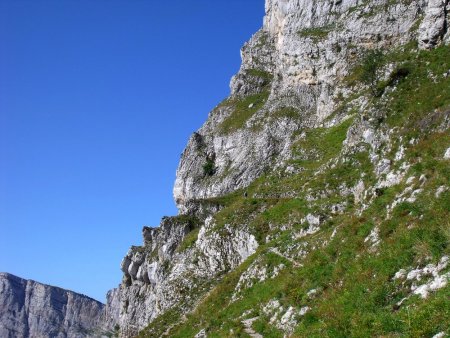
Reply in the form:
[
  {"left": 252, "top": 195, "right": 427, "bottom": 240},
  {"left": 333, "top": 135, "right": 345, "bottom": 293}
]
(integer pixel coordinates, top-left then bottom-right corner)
[{"left": 0, "top": 273, "right": 115, "bottom": 338}]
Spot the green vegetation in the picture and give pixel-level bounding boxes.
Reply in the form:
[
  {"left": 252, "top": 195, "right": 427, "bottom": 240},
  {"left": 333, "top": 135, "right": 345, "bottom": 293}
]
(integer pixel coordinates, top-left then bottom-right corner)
[
  {"left": 166, "top": 250, "right": 294, "bottom": 337},
  {"left": 174, "top": 215, "right": 203, "bottom": 253},
  {"left": 177, "top": 228, "right": 200, "bottom": 253},
  {"left": 270, "top": 106, "right": 300, "bottom": 120},
  {"left": 139, "top": 38, "right": 450, "bottom": 338},
  {"left": 203, "top": 157, "right": 216, "bottom": 176},
  {"left": 218, "top": 91, "right": 269, "bottom": 135},
  {"left": 153, "top": 152, "right": 449, "bottom": 336},
  {"left": 292, "top": 117, "right": 354, "bottom": 167},
  {"left": 346, "top": 44, "right": 450, "bottom": 128},
  {"left": 360, "top": 49, "right": 384, "bottom": 96},
  {"left": 383, "top": 44, "right": 450, "bottom": 128},
  {"left": 255, "top": 32, "right": 270, "bottom": 48},
  {"left": 298, "top": 25, "right": 335, "bottom": 42},
  {"left": 376, "top": 63, "right": 411, "bottom": 96},
  {"left": 345, "top": 49, "right": 384, "bottom": 94},
  {"left": 170, "top": 214, "right": 202, "bottom": 228},
  {"left": 136, "top": 308, "right": 182, "bottom": 338},
  {"left": 348, "top": 0, "right": 415, "bottom": 19},
  {"left": 246, "top": 68, "right": 273, "bottom": 83}
]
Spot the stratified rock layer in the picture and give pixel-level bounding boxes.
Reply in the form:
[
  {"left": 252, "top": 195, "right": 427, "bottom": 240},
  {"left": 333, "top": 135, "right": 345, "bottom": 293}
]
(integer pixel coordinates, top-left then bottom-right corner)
[{"left": 0, "top": 273, "right": 114, "bottom": 338}]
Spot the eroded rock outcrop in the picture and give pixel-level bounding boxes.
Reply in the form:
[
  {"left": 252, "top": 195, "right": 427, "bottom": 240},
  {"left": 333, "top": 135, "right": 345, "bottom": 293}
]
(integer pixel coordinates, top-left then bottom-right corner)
[{"left": 114, "top": 214, "right": 258, "bottom": 337}]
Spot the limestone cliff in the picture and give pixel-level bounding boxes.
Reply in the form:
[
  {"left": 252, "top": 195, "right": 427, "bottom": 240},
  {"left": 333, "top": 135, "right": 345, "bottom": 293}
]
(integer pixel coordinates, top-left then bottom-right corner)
[
  {"left": 174, "top": 0, "right": 449, "bottom": 212},
  {"left": 3, "top": 1, "right": 449, "bottom": 337},
  {"left": 111, "top": 0, "right": 450, "bottom": 336},
  {"left": 0, "top": 273, "right": 116, "bottom": 338}
]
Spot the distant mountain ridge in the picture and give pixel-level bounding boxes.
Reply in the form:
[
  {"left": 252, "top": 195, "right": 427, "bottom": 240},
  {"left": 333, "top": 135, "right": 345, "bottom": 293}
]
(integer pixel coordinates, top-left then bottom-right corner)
[{"left": 0, "top": 272, "right": 117, "bottom": 338}]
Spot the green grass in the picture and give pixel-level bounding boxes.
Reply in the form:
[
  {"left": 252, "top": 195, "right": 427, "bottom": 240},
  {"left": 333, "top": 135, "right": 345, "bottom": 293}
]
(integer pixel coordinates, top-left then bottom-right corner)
[
  {"left": 137, "top": 38, "right": 450, "bottom": 338},
  {"left": 177, "top": 228, "right": 200, "bottom": 253},
  {"left": 139, "top": 127, "right": 450, "bottom": 338},
  {"left": 159, "top": 171, "right": 448, "bottom": 336},
  {"left": 136, "top": 308, "right": 182, "bottom": 338},
  {"left": 291, "top": 117, "right": 355, "bottom": 170},
  {"left": 297, "top": 25, "right": 335, "bottom": 42},
  {"left": 202, "top": 157, "right": 215, "bottom": 176},
  {"left": 270, "top": 106, "right": 300, "bottom": 120},
  {"left": 246, "top": 68, "right": 273, "bottom": 82},
  {"left": 167, "top": 250, "right": 295, "bottom": 337},
  {"left": 384, "top": 45, "right": 450, "bottom": 127},
  {"left": 345, "top": 43, "right": 450, "bottom": 128},
  {"left": 347, "top": 0, "right": 415, "bottom": 20},
  {"left": 292, "top": 188, "right": 450, "bottom": 337},
  {"left": 218, "top": 91, "right": 269, "bottom": 135}
]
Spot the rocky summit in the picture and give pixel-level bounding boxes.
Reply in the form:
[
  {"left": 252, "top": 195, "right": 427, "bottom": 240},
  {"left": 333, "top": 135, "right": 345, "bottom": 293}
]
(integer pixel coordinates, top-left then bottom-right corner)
[{"left": 3, "top": 0, "right": 450, "bottom": 337}]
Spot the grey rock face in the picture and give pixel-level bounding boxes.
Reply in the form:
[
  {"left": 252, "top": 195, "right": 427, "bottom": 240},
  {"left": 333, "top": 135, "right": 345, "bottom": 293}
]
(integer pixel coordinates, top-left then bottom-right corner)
[
  {"left": 174, "top": 0, "right": 449, "bottom": 213},
  {"left": 113, "top": 214, "right": 257, "bottom": 337},
  {"left": 110, "top": 0, "right": 450, "bottom": 336},
  {"left": 418, "top": 0, "right": 449, "bottom": 49},
  {"left": 6, "top": 2, "right": 448, "bottom": 337},
  {"left": 0, "top": 273, "right": 114, "bottom": 338}
]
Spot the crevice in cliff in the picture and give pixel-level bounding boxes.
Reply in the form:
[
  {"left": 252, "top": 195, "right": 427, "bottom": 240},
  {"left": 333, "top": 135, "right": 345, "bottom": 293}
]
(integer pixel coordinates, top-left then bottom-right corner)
[{"left": 444, "top": 0, "right": 449, "bottom": 38}]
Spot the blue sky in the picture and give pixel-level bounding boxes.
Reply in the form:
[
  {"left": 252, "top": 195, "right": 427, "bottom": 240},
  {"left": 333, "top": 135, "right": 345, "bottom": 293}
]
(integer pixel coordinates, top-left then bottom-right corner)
[{"left": 0, "top": 0, "right": 264, "bottom": 302}]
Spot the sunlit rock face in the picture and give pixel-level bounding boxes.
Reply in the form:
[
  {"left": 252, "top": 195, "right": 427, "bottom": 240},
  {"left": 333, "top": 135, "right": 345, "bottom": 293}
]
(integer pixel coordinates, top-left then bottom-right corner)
[
  {"left": 1, "top": 1, "right": 448, "bottom": 337},
  {"left": 114, "top": 215, "right": 258, "bottom": 337},
  {"left": 173, "top": 0, "right": 448, "bottom": 213},
  {"left": 109, "top": 0, "right": 449, "bottom": 337}
]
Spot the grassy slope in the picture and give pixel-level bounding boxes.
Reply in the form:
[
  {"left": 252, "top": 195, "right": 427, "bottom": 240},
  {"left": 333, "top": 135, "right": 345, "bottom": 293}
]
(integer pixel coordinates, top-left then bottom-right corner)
[{"left": 139, "top": 44, "right": 450, "bottom": 337}]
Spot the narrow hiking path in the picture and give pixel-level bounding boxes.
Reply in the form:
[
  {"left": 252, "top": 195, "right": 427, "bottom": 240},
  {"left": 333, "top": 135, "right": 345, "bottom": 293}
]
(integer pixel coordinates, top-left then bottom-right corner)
[{"left": 242, "top": 317, "right": 263, "bottom": 338}]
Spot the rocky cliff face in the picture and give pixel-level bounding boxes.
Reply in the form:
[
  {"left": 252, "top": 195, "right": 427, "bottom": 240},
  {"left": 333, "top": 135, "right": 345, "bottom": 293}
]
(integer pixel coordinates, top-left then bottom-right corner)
[
  {"left": 0, "top": 273, "right": 116, "bottom": 338},
  {"left": 111, "top": 0, "right": 450, "bottom": 337},
  {"left": 173, "top": 0, "right": 449, "bottom": 212},
  {"left": 2, "top": 1, "right": 448, "bottom": 337}
]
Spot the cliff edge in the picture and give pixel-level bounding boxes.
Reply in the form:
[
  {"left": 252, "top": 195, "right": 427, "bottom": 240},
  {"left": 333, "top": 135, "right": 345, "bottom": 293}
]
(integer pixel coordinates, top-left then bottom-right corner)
[{"left": 0, "top": 273, "right": 117, "bottom": 338}]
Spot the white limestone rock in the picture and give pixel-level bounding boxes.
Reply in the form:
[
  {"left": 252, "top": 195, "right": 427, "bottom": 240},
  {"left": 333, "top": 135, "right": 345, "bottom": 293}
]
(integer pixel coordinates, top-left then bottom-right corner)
[
  {"left": 393, "top": 256, "right": 450, "bottom": 301},
  {"left": 174, "top": 0, "right": 431, "bottom": 213},
  {"left": 418, "top": 0, "right": 449, "bottom": 49},
  {"left": 262, "top": 298, "right": 309, "bottom": 333},
  {"left": 432, "top": 332, "right": 447, "bottom": 338},
  {"left": 444, "top": 147, "right": 450, "bottom": 159}
]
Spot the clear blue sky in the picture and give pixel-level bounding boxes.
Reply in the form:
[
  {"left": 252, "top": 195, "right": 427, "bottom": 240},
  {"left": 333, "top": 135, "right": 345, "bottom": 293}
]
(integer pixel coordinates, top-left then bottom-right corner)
[{"left": 0, "top": 0, "right": 264, "bottom": 302}]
